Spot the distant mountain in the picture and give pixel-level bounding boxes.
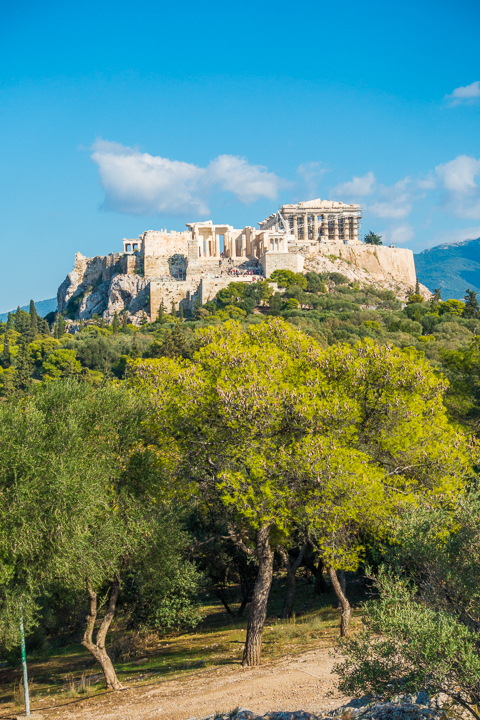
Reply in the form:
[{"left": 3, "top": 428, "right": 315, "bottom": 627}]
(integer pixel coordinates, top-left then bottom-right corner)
[
  {"left": 414, "top": 238, "right": 480, "bottom": 300},
  {"left": 0, "top": 297, "right": 57, "bottom": 322}
]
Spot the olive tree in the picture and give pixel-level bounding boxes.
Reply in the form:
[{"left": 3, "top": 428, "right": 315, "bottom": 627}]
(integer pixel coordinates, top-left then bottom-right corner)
[{"left": 0, "top": 380, "right": 195, "bottom": 690}]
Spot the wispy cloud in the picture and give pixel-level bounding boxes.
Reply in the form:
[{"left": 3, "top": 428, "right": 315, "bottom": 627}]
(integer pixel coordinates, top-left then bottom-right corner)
[
  {"left": 91, "top": 140, "right": 287, "bottom": 217},
  {"left": 445, "top": 81, "right": 480, "bottom": 107},
  {"left": 380, "top": 224, "right": 415, "bottom": 245},
  {"left": 297, "top": 162, "right": 328, "bottom": 199},
  {"left": 436, "top": 155, "right": 480, "bottom": 219},
  {"left": 368, "top": 177, "right": 415, "bottom": 219},
  {"left": 331, "top": 171, "right": 376, "bottom": 199}
]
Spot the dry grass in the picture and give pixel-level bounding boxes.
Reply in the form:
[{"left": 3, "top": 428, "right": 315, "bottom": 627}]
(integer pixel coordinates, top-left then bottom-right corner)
[{"left": 0, "top": 572, "right": 365, "bottom": 714}]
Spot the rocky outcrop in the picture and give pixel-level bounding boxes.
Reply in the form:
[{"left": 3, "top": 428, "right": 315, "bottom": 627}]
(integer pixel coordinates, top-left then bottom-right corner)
[
  {"left": 189, "top": 697, "right": 449, "bottom": 720},
  {"left": 303, "top": 252, "right": 431, "bottom": 302}
]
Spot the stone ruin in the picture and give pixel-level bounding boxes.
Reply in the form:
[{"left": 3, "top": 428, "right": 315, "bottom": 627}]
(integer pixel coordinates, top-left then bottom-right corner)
[{"left": 57, "top": 199, "right": 418, "bottom": 323}]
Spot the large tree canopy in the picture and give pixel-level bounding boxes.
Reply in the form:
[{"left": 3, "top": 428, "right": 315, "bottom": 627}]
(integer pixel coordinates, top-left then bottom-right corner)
[{"left": 130, "top": 319, "right": 471, "bottom": 664}]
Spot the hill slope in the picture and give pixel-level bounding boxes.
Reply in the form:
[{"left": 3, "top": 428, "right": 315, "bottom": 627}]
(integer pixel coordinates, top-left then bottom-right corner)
[
  {"left": 0, "top": 297, "right": 57, "bottom": 322},
  {"left": 414, "top": 237, "right": 480, "bottom": 300}
]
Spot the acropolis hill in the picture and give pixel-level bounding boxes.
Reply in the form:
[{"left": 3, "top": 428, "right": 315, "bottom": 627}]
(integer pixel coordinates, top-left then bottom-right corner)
[{"left": 57, "top": 199, "right": 421, "bottom": 322}]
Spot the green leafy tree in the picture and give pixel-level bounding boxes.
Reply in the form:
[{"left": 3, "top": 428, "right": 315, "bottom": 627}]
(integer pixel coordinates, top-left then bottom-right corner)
[
  {"left": 42, "top": 348, "right": 82, "bottom": 379},
  {"left": 0, "top": 381, "right": 193, "bottom": 689},
  {"left": 463, "top": 289, "right": 480, "bottom": 318},
  {"left": 6, "top": 313, "right": 13, "bottom": 331},
  {"left": 335, "top": 493, "right": 480, "bottom": 719},
  {"left": 270, "top": 269, "right": 307, "bottom": 289},
  {"left": 130, "top": 319, "right": 469, "bottom": 665},
  {"left": 140, "top": 310, "right": 148, "bottom": 326},
  {"left": 440, "top": 298, "right": 465, "bottom": 316},
  {"left": 364, "top": 231, "right": 383, "bottom": 245}
]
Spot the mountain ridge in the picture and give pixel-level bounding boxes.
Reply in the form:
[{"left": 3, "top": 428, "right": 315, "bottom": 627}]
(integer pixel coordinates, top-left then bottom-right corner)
[{"left": 414, "top": 237, "right": 480, "bottom": 300}]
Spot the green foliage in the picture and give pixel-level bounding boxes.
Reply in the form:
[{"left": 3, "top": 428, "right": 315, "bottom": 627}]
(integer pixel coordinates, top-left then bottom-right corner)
[
  {"left": 270, "top": 269, "right": 307, "bottom": 289},
  {"left": 440, "top": 298, "right": 465, "bottom": 316},
  {"left": 463, "top": 289, "right": 480, "bottom": 318},
  {"left": 364, "top": 231, "right": 382, "bottom": 245},
  {"left": 42, "top": 348, "right": 82, "bottom": 379},
  {"left": 334, "top": 568, "right": 480, "bottom": 717}
]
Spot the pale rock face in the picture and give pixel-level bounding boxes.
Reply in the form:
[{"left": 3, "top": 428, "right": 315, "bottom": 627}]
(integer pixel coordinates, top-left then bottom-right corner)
[{"left": 106, "top": 275, "right": 149, "bottom": 319}]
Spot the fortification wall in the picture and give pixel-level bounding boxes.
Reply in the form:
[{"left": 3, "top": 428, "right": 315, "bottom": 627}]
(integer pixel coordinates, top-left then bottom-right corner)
[
  {"left": 261, "top": 252, "right": 304, "bottom": 278},
  {"left": 149, "top": 280, "right": 199, "bottom": 319},
  {"left": 143, "top": 231, "right": 190, "bottom": 277}
]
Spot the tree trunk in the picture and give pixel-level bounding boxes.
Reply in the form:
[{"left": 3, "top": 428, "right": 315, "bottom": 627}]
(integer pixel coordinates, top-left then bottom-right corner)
[
  {"left": 327, "top": 566, "right": 351, "bottom": 637},
  {"left": 81, "top": 576, "right": 123, "bottom": 690},
  {"left": 314, "top": 557, "right": 329, "bottom": 595},
  {"left": 279, "top": 543, "right": 307, "bottom": 619},
  {"left": 242, "top": 525, "right": 274, "bottom": 667}
]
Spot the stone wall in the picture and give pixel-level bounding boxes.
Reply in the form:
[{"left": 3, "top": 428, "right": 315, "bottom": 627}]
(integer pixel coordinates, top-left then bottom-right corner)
[
  {"left": 143, "top": 231, "right": 190, "bottom": 277},
  {"left": 260, "top": 251, "right": 305, "bottom": 278},
  {"left": 149, "top": 280, "right": 200, "bottom": 319}
]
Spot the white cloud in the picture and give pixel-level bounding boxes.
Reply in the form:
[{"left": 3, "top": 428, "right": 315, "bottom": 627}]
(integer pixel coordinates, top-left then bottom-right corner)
[
  {"left": 208, "top": 154, "right": 287, "bottom": 203},
  {"left": 332, "top": 171, "right": 376, "bottom": 199},
  {"left": 380, "top": 224, "right": 415, "bottom": 245},
  {"left": 445, "top": 81, "right": 480, "bottom": 107},
  {"left": 368, "top": 177, "right": 414, "bottom": 219},
  {"left": 436, "top": 155, "right": 480, "bottom": 219},
  {"left": 297, "top": 162, "right": 328, "bottom": 199},
  {"left": 91, "top": 140, "right": 286, "bottom": 217}
]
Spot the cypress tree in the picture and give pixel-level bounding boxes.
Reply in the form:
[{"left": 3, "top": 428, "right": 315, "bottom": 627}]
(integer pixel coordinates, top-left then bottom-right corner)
[
  {"left": 14, "top": 307, "right": 21, "bottom": 332},
  {"left": 415, "top": 278, "right": 420, "bottom": 295},
  {"left": 129, "top": 333, "right": 141, "bottom": 360},
  {"left": 157, "top": 299, "right": 166, "bottom": 324},
  {"left": 26, "top": 299, "right": 38, "bottom": 342},
  {"left": 112, "top": 312, "right": 120, "bottom": 334},
  {"left": 140, "top": 311, "right": 148, "bottom": 326},
  {"left": 171, "top": 323, "right": 187, "bottom": 357},
  {"left": 171, "top": 300, "right": 176, "bottom": 316},
  {"left": 57, "top": 314, "right": 66, "bottom": 338},
  {"left": 6, "top": 312, "right": 13, "bottom": 330},
  {"left": 179, "top": 304, "right": 184, "bottom": 322},
  {"left": 2, "top": 334, "right": 11, "bottom": 368},
  {"left": 160, "top": 329, "right": 175, "bottom": 358},
  {"left": 122, "top": 310, "right": 128, "bottom": 329},
  {"left": 14, "top": 341, "right": 33, "bottom": 392}
]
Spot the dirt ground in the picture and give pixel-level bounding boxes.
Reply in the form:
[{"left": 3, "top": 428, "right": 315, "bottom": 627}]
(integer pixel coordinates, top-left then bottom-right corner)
[{"left": 35, "top": 647, "right": 349, "bottom": 720}]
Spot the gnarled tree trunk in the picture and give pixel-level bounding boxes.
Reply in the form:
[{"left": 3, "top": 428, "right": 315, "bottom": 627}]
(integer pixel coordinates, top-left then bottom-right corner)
[
  {"left": 242, "top": 524, "right": 274, "bottom": 667},
  {"left": 81, "top": 576, "right": 123, "bottom": 690},
  {"left": 279, "top": 542, "right": 307, "bottom": 619},
  {"left": 327, "top": 566, "right": 351, "bottom": 637}
]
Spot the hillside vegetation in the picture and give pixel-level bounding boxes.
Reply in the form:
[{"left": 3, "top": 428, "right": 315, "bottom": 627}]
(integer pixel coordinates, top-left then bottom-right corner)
[{"left": 1, "top": 271, "right": 480, "bottom": 718}]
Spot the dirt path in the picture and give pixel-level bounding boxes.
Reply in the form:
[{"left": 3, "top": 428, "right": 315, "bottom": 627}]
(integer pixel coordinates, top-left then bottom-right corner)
[{"left": 41, "top": 647, "right": 349, "bottom": 720}]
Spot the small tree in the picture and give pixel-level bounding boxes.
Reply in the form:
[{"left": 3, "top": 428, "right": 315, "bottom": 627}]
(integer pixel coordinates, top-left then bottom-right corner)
[
  {"left": 1, "top": 334, "right": 11, "bottom": 369},
  {"left": 112, "top": 312, "right": 120, "bottom": 334},
  {"left": 157, "top": 299, "right": 167, "bottom": 324},
  {"left": 463, "top": 289, "right": 480, "bottom": 319},
  {"left": 364, "top": 231, "right": 382, "bottom": 245}
]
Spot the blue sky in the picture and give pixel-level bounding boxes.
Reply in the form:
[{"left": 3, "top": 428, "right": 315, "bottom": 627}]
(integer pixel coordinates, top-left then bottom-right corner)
[{"left": 1, "top": 0, "right": 480, "bottom": 312}]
